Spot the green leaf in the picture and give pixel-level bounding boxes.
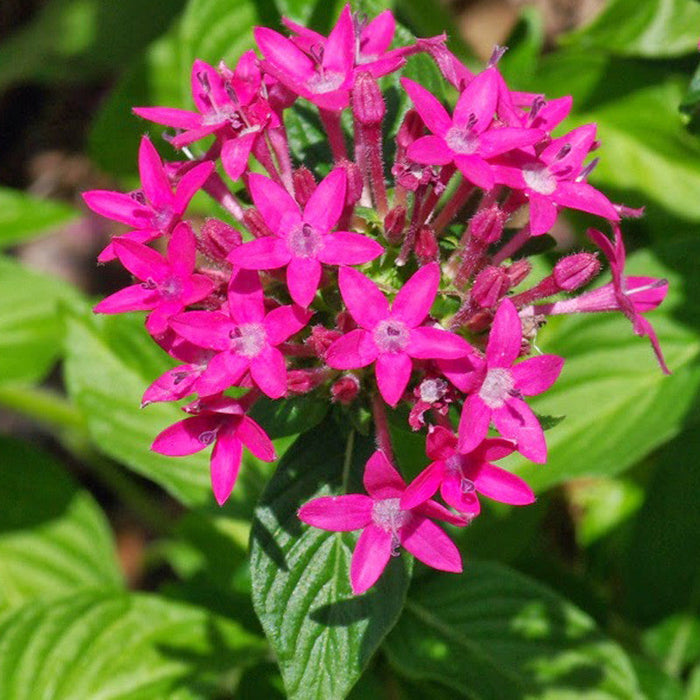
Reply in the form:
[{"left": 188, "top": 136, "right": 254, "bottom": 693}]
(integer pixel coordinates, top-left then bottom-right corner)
[
  {"left": 0, "top": 255, "right": 81, "bottom": 386},
  {"left": 561, "top": 0, "right": 700, "bottom": 57},
  {"left": 0, "top": 188, "right": 77, "bottom": 249},
  {"left": 249, "top": 395, "right": 328, "bottom": 439},
  {"left": 250, "top": 421, "right": 412, "bottom": 699},
  {"left": 0, "top": 591, "right": 266, "bottom": 698},
  {"left": 505, "top": 247, "right": 700, "bottom": 492},
  {"left": 643, "top": 614, "right": 700, "bottom": 675},
  {"left": 0, "top": 437, "right": 122, "bottom": 613},
  {"left": 383, "top": 561, "right": 641, "bottom": 698}
]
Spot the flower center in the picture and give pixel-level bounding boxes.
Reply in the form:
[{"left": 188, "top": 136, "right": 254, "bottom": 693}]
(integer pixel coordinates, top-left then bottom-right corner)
[
  {"left": 159, "top": 276, "right": 183, "bottom": 300},
  {"left": 229, "top": 322, "right": 266, "bottom": 357},
  {"left": 308, "top": 70, "right": 345, "bottom": 94},
  {"left": 373, "top": 318, "right": 410, "bottom": 353},
  {"left": 288, "top": 222, "right": 323, "bottom": 258},
  {"left": 479, "top": 367, "right": 515, "bottom": 408},
  {"left": 419, "top": 378, "right": 447, "bottom": 403},
  {"left": 522, "top": 164, "right": 557, "bottom": 195},
  {"left": 198, "top": 429, "right": 218, "bottom": 446},
  {"left": 445, "top": 125, "right": 479, "bottom": 155},
  {"left": 371, "top": 497, "right": 410, "bottom": 550}
]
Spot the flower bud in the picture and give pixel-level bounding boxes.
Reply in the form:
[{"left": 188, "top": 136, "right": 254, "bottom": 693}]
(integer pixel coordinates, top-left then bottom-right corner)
[
  {"left": 293, "top": 167, "right": 317, "bottom": 207},
  {"left": 468, "top": 205, "right": 506, "bottom": 244},
  {"left": 307, "top": 324, "right": 342, "bottom": 357},
  {"left": 384, "top": 205, "right": 406, "bottom": 244},
  {"left": 471, "top": 266, "right": 510, "bottom": 308},
  {"left": 553, "top": 252, "right": 600, "bottom": 291},
  {"left": 337, "top": 159, "right": 364, "bottom": 206},
  {"left": 506, "top": 259, "right": 532, "bottom": 287},
  {"left": 243, "top": 208, "right": 274, "bottom": 238},
  {"left": 331, "top": 374, "right": 360, "bottom": 404},
  {"left": 415, "top": 225, "right": 438, "bottom": 263},
  {"left": 396, "top": 109, "right": 424, "bottom": 149},
  {"left": 200, "top": 218, "right": 242, "bottom": 260},
  {"left": 352, "top": 72, "right": 385, "bottom": 127},
  {"left": 287, "top": 369, "right": 325, "bottom": 394}
]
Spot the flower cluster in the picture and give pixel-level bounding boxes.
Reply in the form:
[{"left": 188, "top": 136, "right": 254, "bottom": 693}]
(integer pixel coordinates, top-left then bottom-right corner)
[{"left": 84, "top": 6, "right": 668, "bottom": 595}]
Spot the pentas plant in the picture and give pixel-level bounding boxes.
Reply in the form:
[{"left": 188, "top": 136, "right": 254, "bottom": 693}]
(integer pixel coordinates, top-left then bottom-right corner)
[{"left": 84, "top": 5, "right": 669, "bottom": 594}]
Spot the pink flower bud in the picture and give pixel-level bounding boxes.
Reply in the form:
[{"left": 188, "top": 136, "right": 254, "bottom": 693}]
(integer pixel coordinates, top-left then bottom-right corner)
[
  {"left": 471, "top": 266, "right": 510, "bottom": 308},
  {"left": 293, "top": 167, "right": 317, "bottom": 207},
  {"left": 468, "top": 205, "right": 506, "bottom": 244},
  {"left": 199, "top": 218, "right": 242, "bottom": 260},
  {"left": 331, "top": 374, "right": 360, "bottom": 404},
  {"left": 287, "top": 369, "right": 324, "bottom": 394},
  {"left": 553, "top": 252, "right": 600, "bottom": 291},
  {"left": 243, "top": 208, "right": 274, "bottom": 238},
  {"left": 307, "top": 324, "right": 342, "bottom": 357},
  {"left": 415, "top": 225, "right": 438, "bottom": 263},
  {"left": 506, "top": 259, "right": 532, "bottom": 287},
  {"left": 384, "top": 205, "right": 406, "bottom": 244},
  {"left": 352, "top": 72, "right": 385, "bottom": 127},
  {"left": 338, "top": 160, "right": 364, "bottom": 206},
  {"left": 396, "top": 109, "right": 424, "bottom": 149}
]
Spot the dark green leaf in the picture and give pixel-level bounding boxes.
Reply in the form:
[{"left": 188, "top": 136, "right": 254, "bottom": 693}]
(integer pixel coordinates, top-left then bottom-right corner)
[
  {"left": 249, "top": 395, "right": 328, "bottom": 439},
  {"left": 384, "top": 561, "right": 641, "bottom": 698},
  {"left": 643, "top": 614, "right": 700, "bottom": 675},
  {"left": 251, "top": 421, "right": 411, "bottom": 699},
  {"left": 0, "top": 437, "right": 122, "bottom": 613},
  {"left": 0, "top": 591, "right": 266, "bottom": 698}
]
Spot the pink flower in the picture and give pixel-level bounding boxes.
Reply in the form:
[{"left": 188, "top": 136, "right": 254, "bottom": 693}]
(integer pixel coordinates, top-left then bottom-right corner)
[
  {"left": 491, "top": 124, "right": 619, "bottom": 234},
  {"left": 452, "top": 298, "right": 564, "bottom": 462},
  {"left": 228, "top": 168, "right": 383, "bottom": 306},
  {"left": 152, "top": 395, "right": 276, "bottom": 505},
  {"left": 83, "top": 136, "right": 213, "bottom": 261},
  {"left": 326, "top": 263, "right": 473, "bottom": 406},
  {"left": 537, "top": 226, "right": 669, "bottom": 373},
  {"left": 298, "top": 450, "right": 465, "bottom": 595},
  {"left": 402, "top": 70, "right": 544, "bottom": 190},
  {"left": 93, "top": 222, "right": 214, "bottom": 336},
  {"left": 171, "top": 269, "right": 311, "bottom": 398},
  {"left": 401, "top": 426, "right": 534, "bottom": 515}
]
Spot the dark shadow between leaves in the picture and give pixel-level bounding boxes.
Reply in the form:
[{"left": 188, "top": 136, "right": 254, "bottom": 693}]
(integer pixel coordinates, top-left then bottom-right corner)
[{"left": 250, "top": 518, "right": 289, "bottom": 572}]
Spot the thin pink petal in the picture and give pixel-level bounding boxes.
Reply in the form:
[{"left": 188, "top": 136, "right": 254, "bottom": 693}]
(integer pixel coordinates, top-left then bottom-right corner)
[
  {"left": 479, "top": 127, "right": 544, "bottom": 158},
  {"left": 323, "top": 5, "right": 354, "bottom": 75},
  {"left": 553, "top": 181, "right": 619, "bottom": 221},
  {"left": 210, "top": 427, "right": 243, "bottom": 505},
  {"left": 298, "top": 495, "right": 373, "bottom": 531},
  {"left": 325, "top": 329, "right": 378, "bottom": 369},
  {"left": 408, "top": 326, "right": 471, "bottom": 360},
  {"left": 167, "top": 221, "right": 197, "bottom": 275},
  {"left": 511, "top": 354, "right": 564, "bottom": 395},
  {"left": 174, "top": 161, "right": 215, "bottom": 214},
  {"left": 338, "top": 266, "right": 390, "bottom": 329},
  {"left": 375, "top": 352, "right": 412, "bottom": 407},
  {"left": 361, "top": 10, "right": 395, "bottom": 55},
  {"left": 400, "top": 462, "right": 444, "bottom": 510},
  {"left": 407, "top": 136, "right": 453, "bottom": 165},
  {"left": 401, "top": 77, "right": 452, "bottom": 136},
  {"left": 351, "top": 525, "right": 393, "bottom": 595},
  {"left": 236, "top": 415, "right": 277, "bottom": 461},
  {"left": 287, "top": 257, "right": 322, "bottom": 307},
  {"left": 439, "top": 353, "right": 483, "bottom": 393},
  {"left": 454, "top": 154, "right": 495, "bottom": 190},
  {"left": 392, "top": 262, "right": 439, "bottom": 327},
  {"left": 426, "top": 425, "right": 458, "bottom": 461},
  {"left": 264, "top": 305, "right": 311, "bottom": 345},
  {"left": 453, "top": 68, "right": 497, "bottom": 132},
  {"left": 318, "top": 232, "right": 384, "bottom": 265},
  {"left": 151, "top": 416, "right": 219, "bottom": 456},
  {"left": 82, "top": 190, "right": 149, "bottom": 228},
  {"left": 416, "top": 495, "right": 472, "bottom": 525},
  {"left": 626, "top": 276, "right": 668, "bottom": 312},
  {"left": 138, "top": 137, "right": 173, "bottom": 209},
  {"left": 304, "top": 168, "right": 346, "bottom": 233},
  {"left": 400, "top": 517, "right": 462, "bottom": 573},
  {"left": 472, "top": 463, "right": 535, "bottom": 506},
  {"left": 458, "top": 394, "right": 491, "bottom": 454},
  {"left": 196, "top": 352, "right": 249, "bottom": 396},
  {"left": 228, "top": 269, "right": 265, "bottom": 323},
  {"left": 255, "top": 27, "right": 315, "bottom": 80},
  {"left": 112, "top": 239, "right": 168, "bottom": 281},
  {"left": 486, "top": 298, "right": 522, "bottom": 368},
  {"left": 132, "top": 106, "right": 202, "bottom": 129},
  {"left": 170, "top": 311, "right": 232, "bottom": 350},
  {"left": 93, "top": 285, "right": 158, "bottom": 314},
  {"left": 250, "top": 345, "right": 288, "bottom": 399},
  {"left": 363, "top": 450, "right": 406, "bottom": 499},
  {"left": 222, "top": 133, "right": 257, "bottom": 181},
  {"left": 228, "top": 236, "right": 291, "bottom": 270},
  {"left": 248, "top": 172, "right": 301, "bottom": 234},
  {"left": 528, "top": 192, "right": 558, "bottom": 235},
  {"left": 440, "top": 475, "right": 481, "bottom": 514},
  {"left": 492, "top": 398, "right": 547, "bottom": 463},
  {"left": 142, "top": 364, "right": 201, "bottom": 405}
]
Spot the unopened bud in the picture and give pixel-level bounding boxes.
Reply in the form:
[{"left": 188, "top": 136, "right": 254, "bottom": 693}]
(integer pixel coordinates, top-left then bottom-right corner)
[
  {"left": 287, "top": 369, "right": 324, "bottom": 394},
  {"left": 384, "top": 206, "right": 406, "bottom": 244},
  {"left": 415, "top": 226, "right": 438, "bottom": 263},
  {"left": 293, "top": 167, "right": 317, "bottom": 207},
  {"left": 200, "top": 218, "right": 242, "bottom": 260},
  {"left": 243, "top": 208, "right": 274, "bottom": 238},
  {"left": 553, "top": 252, "right": 600, "bottom": 291},
  {"left": 331, "top": 374, "right": 360, "bottom": 404},
  {"left": 506, "top": 259, "right": 532, "bottom": 287},
  {"left": 468, "top": 205, "right": 506, "bottom": 244},
  {"left": 307, "top": 324, "right": 342, "bottom": 357},
  {"left": 352, "top": 72, "right": 385, "bottom": 126},
  {"left": 397, "top": 109, "right": 424, "bottom": 149},
  {"left": 339, "top": 160, "right": 364, "bottom": 206},
  {"left": 471, "top": 266, "right": 510, "bottom": 308}
]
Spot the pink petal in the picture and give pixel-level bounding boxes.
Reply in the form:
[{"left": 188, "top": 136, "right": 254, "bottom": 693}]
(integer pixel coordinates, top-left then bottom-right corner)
[
  {"left": 255, "top": 27, "right": 315, "bottom": 80},
  {"left": 351, "top": 525, "right": 393, "bottom": 595},
  {"left": 491, "top": 163, "right": 526, "bottom": 190},
  {"left": 511, "top": 354, "right": 564, "bottom": 395},
  {"left": 392, "top": 262, "right": 439, "bottom": 327},
  {"left": 264, "top": 304, "right": 311, "bottom": 345},
  {"left": 248, "top": 172, "right": 301, "bottom": 234},
  {"left": 318, "top": 232, "right": 384, "bottom": 265},
  {"left": 222, "top": 133, "right": 257, "bottom": 181},
  {"left": 476, "top": 437, "right": 516, "bottom": 463},
  {"left": 251, "top": 345, "right": 288, "bottom": 399},
  {"left": 151, "top": 415, "right": 220, "bottom": 456},
  {"left": 454, "top": 154, "right": 495, "bottom": 190},
  {"left": 228, "top": 236, "right": 291, "bottom": 270},
  {"left": 542, "top": 123, "right": 596, "bottom": 174},
  {"left": 426, "top": 425, "right": 458, "bottom": 461},
  {"left": 236, "top": 415, "right": 277, "bottom": 461},
  {"left": 112, "top": 239, "right": 168, "bottom": 282},
  {"left": 303, "top": 168, "right": 346, "bottom": 233},
  {"left": 228, "top": 269, "right": 265, "bottom": 324},
  {"left": 472, "top": 463, "right": 535, "bottom": 506},
  {"left": 338, "top": 266, "right": 390, "bottom": 329},
  {"left": 142, "top": 364, "right": 201, "bottom": 405},
  {"left": 82, "top": 190, "right": 149, "bottom": 228},
  {"left": 185, "top": 275, "right": 214, "bottom": 305},
  {"left": 401, "top": 77, "right": 452, "bottom": 136},
  {"left": 146, "top": 303, "right": 182, "bottom": 336},
  {"left": 486, "top": 298, "right": 522, "bottom": 368},
  {"left": 361, "top": 10, "right": 395, "bottom": 55},
  {"left": 298, "top": 495, "right": 373, "bottom": 531},
  {"left": 174, "top": 161, "right": 215, "bottom": 214},
  {"left": 167, "top": 222, "right": 197, "bottom": 275},
  {"left": 626, "top": 276, "right": 668, "bottom": 312},
  {"left": 415, "top": 497, "right": 471, "bottom": 525},
  {"left": 457, "top": 394, "right": 491, "bottom": 454},
  {"left": 170, "top": 311, "right": 232, "bottom": 350},
  {"left": 400, "top": 517, "right": 462, "bottom": 573},
  {"left": 400, "top": 462, "right": 444, "bottom": 510},
  {"left": 553, "top": 181, "right": 619, "bottom": 221},
  {"left": 132, "top": 106, "right": 202, "bottom": 129},
  {"left": 98, "top": 229, "right": 160, "bottom": 262},
  {"left": 408, "top": 326, "right": 471, "bottom": 360},
  {"left": 286, "top": 256, "right": 322, "bottom": 307},
  {"left": 453, "top": 68, "right": 497, "bottom": 132},
  {"left": 171, "top": 124, "right": 222, "bottom": 149},
  {"left": 196, "top": 352, "right": 249, "bottom": 396},
  {"left": 138, "top": 137, "right": 173, "bottom": 209},
  {"left": 325, "top": 329, "right": 378, "bottom": 369},
  {"left": 210, "top": 427, "right": 243, "bottom": 505},
  {"left": 363, "top": 450, "right": 406, "bottom": 499},
  {"left": 322, "top": 5, "right": 354, "bottom": 76},
  {"left": 375, "top": 352, "right": 412, "bottom": 407},
  {"left": 634, "top": 315, "right": 670, "bottom": 375},
  {"left": 492, "top": 398, "right": 547, "bottom": 463},
  {"left": 440, "top": 474, "right": 481, "bottom": 514},
  {"left": 93, "top": 285, "right": 158, "bottom": 314},
  {"left": 528, "top": 192, "right": 559, "bottom": 235},
  {"left": 479, "top": 127, "right": 544, "bottom": 158},
  {"left": 407, "top": 136, "right": 453, "bottom": 165},
  {"left": 439, "top": 353, "right": 483, "bottom": 393}
]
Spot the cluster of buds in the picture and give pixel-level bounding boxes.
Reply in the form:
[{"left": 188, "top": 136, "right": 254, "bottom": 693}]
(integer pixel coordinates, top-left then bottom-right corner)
[{"left": 84, "top": 6, "right": 669, "bottom": 594}]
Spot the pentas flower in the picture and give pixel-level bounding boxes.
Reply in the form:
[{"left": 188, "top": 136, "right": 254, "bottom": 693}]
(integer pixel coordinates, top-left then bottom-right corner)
[
  {"left": 402, "top": 70, "right": 544, "bottom": 190},
  {"left": 83, "top": 136, "right": 213, "bottom": 261},
  {"left": 326, "top": 263, "right": 472, "bottom": 406},
  {"left": 537, "top": 226, "right": 669, "bottom": 373},
  {"left": 401, "top": 426, "right": 534, "bottom": 516},
  {"left": 491, "top": 124, "right": 619, "bottom": 235},
  {"left": 93, "top": 222, "right": 214, "bottom": 336},
  {"left": 446, "top": 298, "right": 564, "bottom": 462},
  {"left": 152, "top": 394, "right": 275, "bottom": 505},
  {"left": 228, "top": 168, "right": 383, "bottom": 306},
  {"left": 298, "top": 450, "right": 465, "bottom": 595},
  {"left": 171, "top": 269, "right": 311, "bottom": 398}
]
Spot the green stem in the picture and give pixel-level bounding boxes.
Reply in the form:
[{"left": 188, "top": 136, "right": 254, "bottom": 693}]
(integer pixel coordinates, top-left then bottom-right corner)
[{"left": 0, "top": 383, "right": 86, "bottom": 433}]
